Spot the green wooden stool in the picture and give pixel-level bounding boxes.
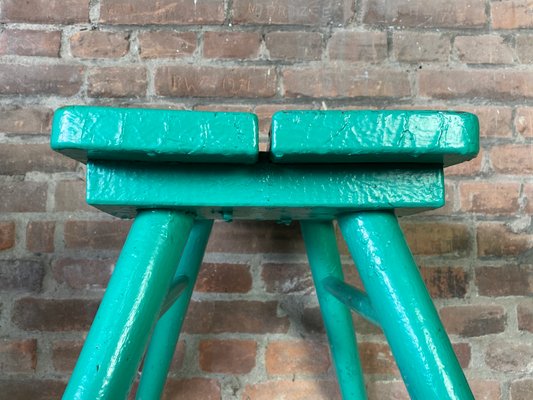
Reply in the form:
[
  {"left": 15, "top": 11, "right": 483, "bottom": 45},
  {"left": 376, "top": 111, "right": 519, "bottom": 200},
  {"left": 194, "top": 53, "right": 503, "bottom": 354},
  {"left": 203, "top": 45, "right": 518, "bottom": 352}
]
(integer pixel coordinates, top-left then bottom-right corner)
[{"left": 51, "top": 106, "right": 479, "bottom": 400}]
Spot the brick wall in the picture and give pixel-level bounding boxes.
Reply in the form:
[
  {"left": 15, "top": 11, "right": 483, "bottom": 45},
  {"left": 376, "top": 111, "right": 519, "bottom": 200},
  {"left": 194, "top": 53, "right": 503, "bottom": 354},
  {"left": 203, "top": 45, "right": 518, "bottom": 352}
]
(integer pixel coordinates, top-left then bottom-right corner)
[{"left": 0, "top": 0, "right": 532, "bottom": 399}]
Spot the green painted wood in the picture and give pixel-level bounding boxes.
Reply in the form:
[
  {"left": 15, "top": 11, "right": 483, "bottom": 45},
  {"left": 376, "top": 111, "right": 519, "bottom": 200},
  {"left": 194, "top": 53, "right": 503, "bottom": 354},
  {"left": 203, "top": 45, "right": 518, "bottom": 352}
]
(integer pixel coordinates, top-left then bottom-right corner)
[
  {"left": 85, "top": 159, "right": 445, "bottom": 219},
  {"left": 51, "top": 106, "right": 259, "bottom": 164},
  {"left": 271, "top": 110, "right": 479, "bottom": 166}
]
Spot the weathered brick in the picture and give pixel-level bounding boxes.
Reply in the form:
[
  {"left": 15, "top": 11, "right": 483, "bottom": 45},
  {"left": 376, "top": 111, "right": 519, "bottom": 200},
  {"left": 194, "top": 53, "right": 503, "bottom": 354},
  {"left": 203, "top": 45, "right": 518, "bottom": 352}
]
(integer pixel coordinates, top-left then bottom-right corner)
[
  {"left": 455, "top": 35, "right": 514, "bottom": 64},
  {"left": 393, "top": 32, "right": 450, "bottom": 62},
  {"left": 0, "top": 64, "right": 84, "bottom": 96},
  {"left": 26, "top": 221, "right": 55, "bottom": 253},
  {"left": 476, "top": 265, "right": 533, "bottom": 296},
  {"left": 459, "top": 106, "right": 513, "bottom": 137},
  {"left": 0, "top": 144, "right": 77, "bottom": 175},
  {"left": 453, "top": 342, "right": 472, "bottom": 368},
  {"left": 511, "top": 379, "right": 533, "bottom": 400},
  {"left": 233, "top": 0, "right": 353, "bottom": 25},
  {"left": 492, "top": 0, "right": 533, "bottom": 29},
  {"left": 490, "top": 144, "right": 533, "bottom": 174},
  {"left": 64, "top": 220, "right": 131, "bottom": 250},
  {"left": 0, "top": 379, "right": 65, "bottom": 400},
  {"left": 162, "top": 378, "right": 220, "bottom": 400},
  {"left": 199, "top": 339, "right": 256, "bottom": 374},
  {"left": 204, "top": 31, "right": 261, "bottom": 59},
  {"left": 266, "top": 340, "right": 331, "bottom": 375},
  {"left": 0, "top": 107, "right": 52, "bottom": 135},
  {"left": 0, "top": 339, "right": 37, "bottom": 372},
  {"left": 261, "top": 263, "right": 313, "bottom": 293},
  {"left": 445, "top": 150, "right": 483, "bottom": 176},
  {"left": 516, "top": 107, "right": 533, "bottom": 137},
  {"left": 0, "top": 30, "right": 61, "bottom": 57},
  {"left": 88, "top": 67, "right": 147, "bottom": 98},
  {"left": 242, "top": 380, "right": 340, "bottom": 400},
  {"left": 366, "top": 380, "right": 408, "bottom": 400},
  {"left": 138, "top": 31, "right": 196, "bottom": 59},
  {"left": 440, "top": 305, "right": 506, "bottom": 337},
  {"left": 70, "top": 31, "right": 130, "bottom": 58},
  {"left": 51, "top": 258, "right": 113, "bottom": 290},
  {"left": 419, "top": 69, "right": 533, "bottom": 100},
  {"left": 477, "top": 223, "right": 532, "bottom": 258},
  {"left": 282, "top": 67, "right": 411, "bottom": 98},
  {"left": 400, "top": 222, "right": 471, "bottom": 256},
  {"left": 468, "top": 379, "right": 502, "bottom": 400},
  {"left": 359, "top": 342, "right": 398, "bottom": 375},
  {"left": 526, "top": 184, "right": 533, "bottom": 214},
  {"left": 183, "top": 300, "right": 289, "bottom": 334},
  {"left": 100, "top": 0, "right": 224, "bottom": 25},
  {"left": 421, "top": 266, "right": 468, "bottom": 298},
  {"left": 266, "top": 32, "right": 323, "bottom": 61},
  {"left": 54, "top": 180, "right": 93, "bottom": 212},
  {"left": 0, "top": 0, "right": 89, "bottom": 23},
  {"left": 364, "top": 0, "right": 486, "bottom": 27},
  {"left": 516, "top": 34, "right": 533, "bottom": 64},
  {"left": 169, "top": 340, "right": 186, "bottom": 373},
  {"left": 459, "top": 182, "right": 521, "bottom": 214},
  {"left": 0, "top": 221, "right": 15, "bottom": 251},
  {"left": 517, "top": 300, "right": 533, "bottom": 333},
  {"left": 12, "top": 298, "right": 99, "bottom": 331},
  {"left": 0, "top": 182, "right": 47, "bottom": 213},
  {"left": 195, "top": 263, "right": 252, "bottom": 293},
  {"left": 155, "top": 66, "right": 276, "bottom": 98},
  {"left": 51, "top": 341, "right": 82, "bottom": 372},
  {"left": 485, "top": 341, "right": 533, "bottom": 372},
  {"left": 328, "top": 31, "right": 387, "bottom": 62}
]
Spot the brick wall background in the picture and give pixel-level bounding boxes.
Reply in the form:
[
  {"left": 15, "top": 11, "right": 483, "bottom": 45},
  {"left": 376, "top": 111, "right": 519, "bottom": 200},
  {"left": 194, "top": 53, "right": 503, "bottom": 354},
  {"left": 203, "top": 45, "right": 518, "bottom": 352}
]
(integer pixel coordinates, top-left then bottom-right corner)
[{"left": 0, "top": 0, "right": 532, "bottom": 399}]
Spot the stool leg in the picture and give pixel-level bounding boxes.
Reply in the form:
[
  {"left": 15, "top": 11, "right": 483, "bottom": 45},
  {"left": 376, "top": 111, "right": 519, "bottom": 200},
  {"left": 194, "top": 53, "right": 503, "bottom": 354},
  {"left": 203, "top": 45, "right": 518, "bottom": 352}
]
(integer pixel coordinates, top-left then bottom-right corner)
[
  {"left": 338, "top": 211, "right": 474, "bottom": 400},
  {"left": 301, "top": 221, "right": 368, "bottom": 400},
  {"left": 63, "top": 210, "right": 194, "bottom": 400},
  {"left": 136, "top": 220, "right": 213, "bottom": 400}
]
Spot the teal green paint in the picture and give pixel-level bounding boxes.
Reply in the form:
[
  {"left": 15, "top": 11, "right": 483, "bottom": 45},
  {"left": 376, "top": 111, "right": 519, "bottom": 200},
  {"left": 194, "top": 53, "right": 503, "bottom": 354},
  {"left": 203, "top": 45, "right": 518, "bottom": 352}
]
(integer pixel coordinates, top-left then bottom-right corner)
[
  {"left": 137, "top": 220, "right": 213, "bottom": 400},
  {"left": 338, "top": 212, "right": 474, "bottom": 400},
  {"left": 51, "top": 106, "right": 259, "bottom": 164},
  {"left": 271, "top": 110, "right": 479, "bottom": 166},
  {"left": 63, "top": 210, "right": 194, "bottom": 400},
  {"left": 159, "top": 275, "right": 189, "bottom": 317},
  {"left": 323, "top": 277, "right": 379, "bottom": 326},
  {"left": 86, "top": 160, "right": 445, "bottom": 219},
  {"left": 300, "top": 221, "right": 367, "bottom": 400}
]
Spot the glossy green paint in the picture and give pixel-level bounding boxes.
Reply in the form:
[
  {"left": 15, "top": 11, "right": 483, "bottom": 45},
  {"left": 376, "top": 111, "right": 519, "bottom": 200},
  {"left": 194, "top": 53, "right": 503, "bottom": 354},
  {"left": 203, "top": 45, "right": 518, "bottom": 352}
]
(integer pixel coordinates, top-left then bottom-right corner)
[
  {"left": 63, "top": 210, "right": 194, "bottom": 400},
  {"left": 300, "top": 221, "right": 367, "bottom": 400},
  {"left": 323, "top": 277, "right": 379, "bottom": 326},
  {"left": 271, "top": 110, "right": 479, "bottom": 166},
  {"left": 85, "top": 160, "right": 445, "bottom": 219},
  {"left": 137, "top": 220, "right": 213, "bottom": 400},
  {"left": 338, "top": 212, "right": 474, "bottom": 400},
  {"left": 159, "top": 275, "right": 189, "bottom": 317},
  {"left": 51, "top": 106, "right": 259, "bottom": 164}
]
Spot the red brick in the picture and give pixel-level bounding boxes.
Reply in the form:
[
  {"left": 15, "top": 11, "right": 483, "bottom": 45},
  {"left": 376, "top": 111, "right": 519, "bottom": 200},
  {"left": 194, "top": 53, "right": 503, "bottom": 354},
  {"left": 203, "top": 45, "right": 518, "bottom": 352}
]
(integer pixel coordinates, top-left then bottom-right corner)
[
  {"left": 468, "top": 379, "right": 502, "bottom": 400},
  {"left": 64, "top": 220, "right": 131, "bottom": 250},
  {"left": 12, "top": 298, "right": 99, "bottom": 331},
  {"left": 459, "top": 182, "right": 520, "bottom": 214},
  {"left": 0, "top": 64, "right": 84, "bottom": 96},
  {"left": 516, "top": 34, "right": 533, "bottom": 64},
  {"left": 51, "top": 340, "right": 82, "bottom": 372},
  {"left": 155, "top": 66, "right": 276, "bottom": 98},
  {"left": 454, "top": 35, "right": 514, "bottom": 64},
  {"left": 366, "top": 380, "right": 408, "bottom": 400},
  {"left": 199, "top": 339, "right": 256, "bottom": 374},
  {"left": 0, "top": 339, "right": 37, "bottom": 372},
  {"left": 492, "top": 0, "right": 533, "bottom": 29},
  {"left": 517, "top": 301, "right": 533, "bottom": 333},
  {"left": 490, "top": 144, "right": 533, "bottom": 174},
  {"left": 183, "top": 300, "right": 289, "bottom": 334},
  {"left": 477, "top": 223, "right": 532, "bottom": 258},
  {"left": 328, "top": 31, "right": 387, "bottom": 62},
  {"left": 100, "top": 0, "right": 224, "bottom": 25},
  {"left": 0, "top": 30, "right": 61, "bottom": 57},
  {"left": 0, "top": 221, "right": 15, "bottom": 251},
  {"left": 162, "top": 378, "right": 220, "bottom": 400},
  {"left": 526, "top": 184, "right": 533, "bottom": 214},
  {"left": 52, "top": 258, "right": 113, "bottom": 290},
  {"left": 88, "top": 67, "right": 147, "bottom": 98},
  {"left": 393, "top": 32, "right": 450, "bottom": 62},
  {"left": 204, "top": 31, "right": 261, "bottom": 59},
  {"left": 510, "top": 379, "right": 533, "bottom": 400},
  {"left": 242, "top": 380, "right": 340, "bottom": 400},
  {"left": 419, "top": 69, "right": 533, "bottom": 100},
  {"left": 26, "top": 221, "right": 55, "bottom": 253},
  {"left": 421, "top": 266, "right": 468, "bottom": 298},
  {"left": 460, "top": 106, "right": 513, "bottom": 137},
  {"left": 261, "top": 263, "right": 313, "bottom": 293},
  {"left": 0, "top": 107, "right": 52, "bottom": 135},
  {"left": 440, "top": 305, "right": 506, "bottom": 337},
  {"left": 0, "top": 260, "right": 44, "bottom": 292},
  {"left": 363, "top": 0, "right": 486, "bottom": 27},
  {"left": 0, "top": 0, "right": 89, "bottom": 23},
  {"left": 138, "top": 31, "right": 196, "bottom": 59},
  {"left": 0, "top": 144, "right": 77, "bottom": 175},
  {"left": 485, "top": 341, "right": 533, "bottom": 372},
  {"left": 400, "top": 222, "right": 472, "bottom": 256},
  {"left": 0, "top": 182, "right": 47, "bottom": 213},
  {"left": 54, "top": 180, "right": 93, "bottom": 212},
  {"left": 254, "top": 104, "right": 317, "bottom": 136},
  {"left": 266, "top": 340, "right": 330, "bottom": 375},
  {"left": 453, "top": 342, "right": 472, "bottom": 368},
  {"left": 516, "top": 107, "right": 533, "bottom": 137},
  {"left": 233, "top": 0, "right": 353, "bottom": 25},
  {"left": 282, "top": 67, "right": 411, "bottom": 98},
  {"left": 195, "top": 263, "right": 252, "bottom": 293},
  {"left": 0, "top": 379, "right": 65, "bottom": 400},
  {"left": 359, "top": 342, "right": 397, "bottom": 375},
  {"left": 476, "top": 265, "right": 533, "bottom": 296},
  {"left": 70, "top": 31, "right": 130, "bottom": 58},
  {"left": 168, "top": 340, "right": 186, "bottom": 373},
  {"left": 445, "top": 150, "right": 483, "bottom": 176},
  {"left": 266, "top": 32, "right": 323, "bottom": 61}
]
